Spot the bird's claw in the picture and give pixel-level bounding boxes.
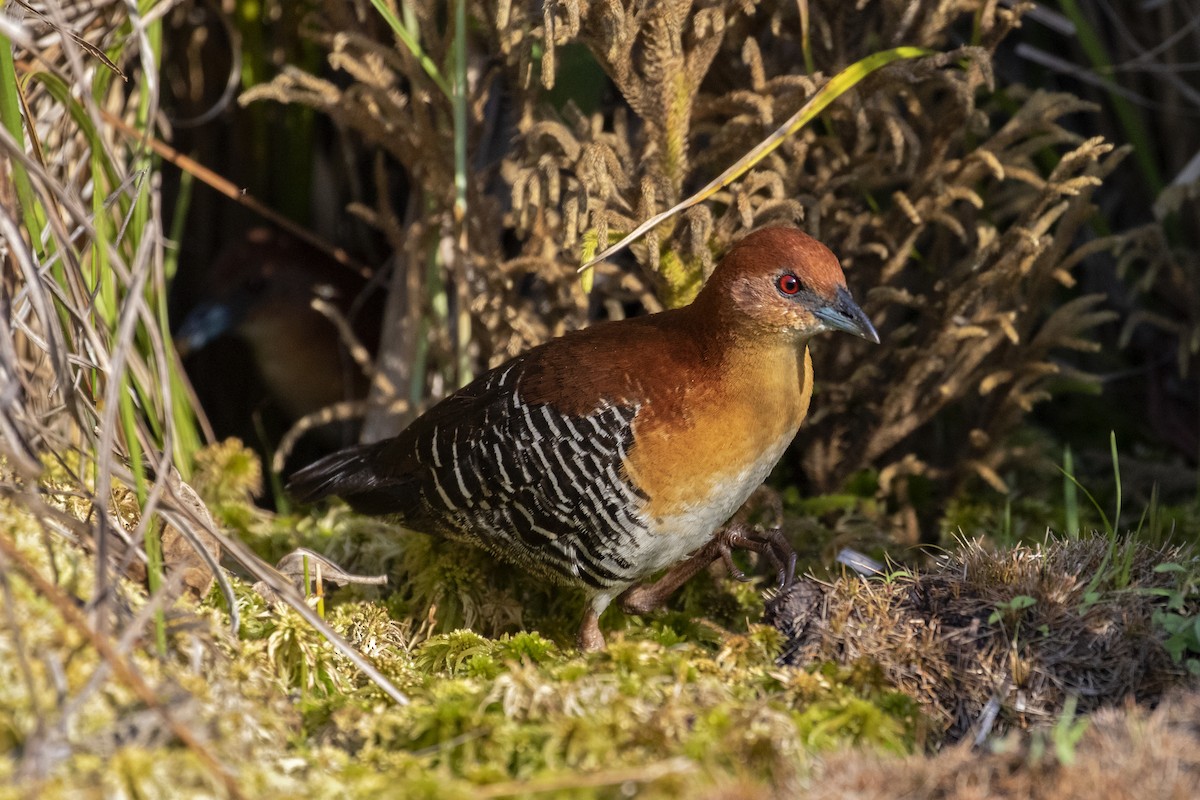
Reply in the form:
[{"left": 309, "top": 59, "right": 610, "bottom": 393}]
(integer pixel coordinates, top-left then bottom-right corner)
[
  {"left": 761, "top": 527, "right": 798, "bottom": 590},
  {"left": 715, "top": 540, "right": 752, "bottom": 582},
  {"left": 713, "top": 522, "right": 798, "bottom": 589}
]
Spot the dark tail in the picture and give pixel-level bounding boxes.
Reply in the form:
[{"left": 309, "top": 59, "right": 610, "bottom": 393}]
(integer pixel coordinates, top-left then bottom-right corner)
[
  {"left": 290, "top": 435, "right": 426, "bottom": 517},
  {"left": 287, "top": 443, "right": 391, "bottom": 510}
]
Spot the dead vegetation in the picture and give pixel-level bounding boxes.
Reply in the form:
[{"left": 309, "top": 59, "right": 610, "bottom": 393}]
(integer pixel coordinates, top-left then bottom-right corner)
[
  {"left": 241, "top": 0, "right": 1121, "bottom": 517},
  {"left": 767, "top": 536, "right": 1195, "bottom": 742},
  {"left": 798, "top": 688, "right": 1200, "bottom": 800}
]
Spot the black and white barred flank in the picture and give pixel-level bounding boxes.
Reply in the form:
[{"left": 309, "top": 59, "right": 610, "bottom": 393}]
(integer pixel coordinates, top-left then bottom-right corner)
[{"left": 288, "top": 354, "right": 651, "bottom": 589}]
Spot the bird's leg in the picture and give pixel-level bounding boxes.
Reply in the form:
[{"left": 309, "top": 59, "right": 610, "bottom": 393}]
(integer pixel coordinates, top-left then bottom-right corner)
[
  {"left": 617, "top": 537, "right": 728, "bottom": 615},
  {"left": 617, "top": 520, "right": 799, "bottom": 616},
  {"left": 577, "top": 606, "right": 606, "bottom": 652}
]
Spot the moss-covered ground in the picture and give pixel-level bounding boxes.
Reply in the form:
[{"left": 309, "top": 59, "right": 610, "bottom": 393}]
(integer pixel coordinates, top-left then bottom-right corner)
[{"left": 2, "top": 442, "right": 1198, "bottom": 798}]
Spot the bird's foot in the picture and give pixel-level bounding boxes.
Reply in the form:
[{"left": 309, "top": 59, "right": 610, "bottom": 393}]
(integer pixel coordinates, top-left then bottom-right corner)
[{"left": 713, "top": 520, "right": 798, "bottom": 591}]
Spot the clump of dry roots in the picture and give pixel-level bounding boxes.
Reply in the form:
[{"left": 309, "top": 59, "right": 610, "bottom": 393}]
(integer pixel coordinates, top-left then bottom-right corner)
[{"left": 767, "top": 536, "right": 1195, "bottom": 742}]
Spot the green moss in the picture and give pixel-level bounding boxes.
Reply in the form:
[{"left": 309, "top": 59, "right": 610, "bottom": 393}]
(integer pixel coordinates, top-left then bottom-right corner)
[
  {"left": 495, "top": 630, "right": 559, "bottom": 664},
  {"left": 306, "top": 631, "right": 924, "bottom": 793},
  {"left": 0, "top": 458, "right": 944, "bottom": 798},
  {"left": 791, "top": 662, "right": 922, "bottom": 754},
  {"left": 415, "top": 630, "right": 499, "bottom": 676}
]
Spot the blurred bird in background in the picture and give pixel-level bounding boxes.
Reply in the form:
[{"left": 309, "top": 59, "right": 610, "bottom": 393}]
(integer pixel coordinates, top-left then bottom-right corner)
[{"left": 174, "top": 227, "right": 384, "bottom": 467}]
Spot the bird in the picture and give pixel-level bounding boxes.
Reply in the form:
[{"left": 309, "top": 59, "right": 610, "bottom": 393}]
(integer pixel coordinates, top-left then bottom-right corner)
[
  {"left": 288, "top": 226, "right": 879, "bottom": 651},
  {"left": 175, "top": 228, "right": 382, "bottom": 446}
]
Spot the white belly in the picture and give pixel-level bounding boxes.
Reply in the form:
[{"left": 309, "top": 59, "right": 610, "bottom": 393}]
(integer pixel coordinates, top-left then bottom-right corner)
[{"left": 631, "top": 427, "right": 795, "bottom": 576}]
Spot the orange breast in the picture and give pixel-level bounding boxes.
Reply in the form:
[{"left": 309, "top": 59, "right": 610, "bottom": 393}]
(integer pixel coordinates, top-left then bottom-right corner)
[{"left": 625, "top": 345, "right": 813, "bottom": 526}]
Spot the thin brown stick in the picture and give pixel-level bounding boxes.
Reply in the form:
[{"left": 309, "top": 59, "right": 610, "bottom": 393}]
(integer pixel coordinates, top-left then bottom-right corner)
[{"left": 95, "top": 108, "right": 372, "bottom": 280}]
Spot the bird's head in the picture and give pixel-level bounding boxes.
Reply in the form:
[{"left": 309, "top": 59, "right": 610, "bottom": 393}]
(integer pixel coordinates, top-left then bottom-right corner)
[{"left": 698, "top": 226, "right": 879, "bottom": 345}]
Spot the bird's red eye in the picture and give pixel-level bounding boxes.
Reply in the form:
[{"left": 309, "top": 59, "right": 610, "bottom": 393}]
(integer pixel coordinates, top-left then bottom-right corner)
[{"left": 776, "top": 273, "right": 801, "bottom": 296}]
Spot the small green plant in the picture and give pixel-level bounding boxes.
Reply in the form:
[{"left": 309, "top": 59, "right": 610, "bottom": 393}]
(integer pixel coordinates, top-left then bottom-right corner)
[
  {"left": 988, "top": 594, "right": 1038, "bottom": 626},
  {"left": 1058, "top": 431, "right": 1122, "bottom": 538},
  {"left": 878, "top": 568, "right": 915, "bottom": 586},
  {"left": 1058, "top": 432, "right": 1200, "bottom": 673},
  {"left": 1028, "top": 694, "right": 1089, "bottom": 766},
  {"left": 1145, "top": 562, "right": 1200, "bottom": 675},
  {"left": 1052, "top": 695, "right": 1089, "bottom": 766},
  {"left": 1060, "top": 432, "right": 1142, "bottom": 610}
]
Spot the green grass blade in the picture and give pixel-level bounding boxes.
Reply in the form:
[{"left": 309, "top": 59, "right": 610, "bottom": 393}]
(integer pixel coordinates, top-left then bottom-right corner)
[
  {"left": 29, "top": 73, "right": 122, "bottom": 191},
  {"left": 1142, "top": 483, "right": 1162, "bottom": 544},
  {"left": 452, "top": 0, "right": 472, "bottom": 388},
  {"left": 370, "top": 0, "right": 451, "bottom": 96},
  {"left": 164, "top": 169, "right": 205, "bottom": 470},
  {"left": 452, "top": 0, "right": 467, "bottom": 223},
  {"left": 798, "top": 1, "right": 815, "bottom": 75},
  {"left": 0, "top": 35, "right": 47, "bottom": 254},
  {"left": 1109, "top": 431, "right": 1121, "bottom": 535},
  {"left": 579, "top": 46, "right": 933, "bottom": 272},
  {"left": 1056, "top": 0, "right": 1163, "bottom": 194},
  {"left": 1063, "top": 445, "right": 1079, "bottom": 539}
]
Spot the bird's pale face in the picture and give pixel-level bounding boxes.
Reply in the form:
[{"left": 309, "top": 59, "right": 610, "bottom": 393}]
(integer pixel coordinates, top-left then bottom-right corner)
[{"left": 175, "top": 230, "right": 345, "bottom": 355}]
